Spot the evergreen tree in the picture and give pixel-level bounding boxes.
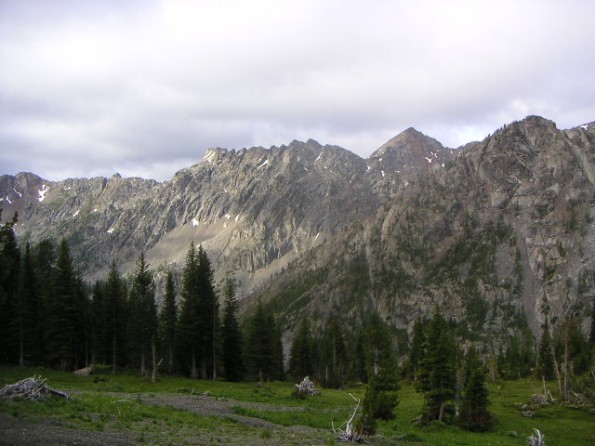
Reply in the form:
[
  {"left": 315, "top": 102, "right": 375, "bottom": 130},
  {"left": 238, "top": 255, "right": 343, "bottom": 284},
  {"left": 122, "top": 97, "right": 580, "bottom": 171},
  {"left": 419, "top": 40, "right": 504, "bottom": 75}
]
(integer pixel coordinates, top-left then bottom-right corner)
[
  {"left": 105, "top": 261, "right": 127, "bottom": 373},
  {"left": 537, "top": 318, "right": 555, "bottom": 380},
  {"left": 245, "top": 301, "right": 276, "bottom": 381},
  {"left": 45, "top": 239, "right": 84, "bottom": 370},
  {"left": 90, "top": 280, "right": 108, "bottom": 365},
  {"left": 175, "top": 243, "right": 218, "bottom": 379},
  {"left": 33, "top": 238, "right": 56, "bottom": 363},
  {"left": 18, "top": 242, "right": 42, "bottom": 366},
  {"left": 127, "top": 252, "right": 157, "bottom": 375},
  {"left": 159, "top": 271, "right": 177, "bottom": 374},
  {"left": 320, "top": 316, "right": 348, "bottom": 388},
  {"left": 176, "top": 242, "right": 201, "bottom": 378},
  {"left": 0, "top": 212, "right": 20, "bottom": 364},
  {"left": 221, "top": 279, "right": 244, "bottom": 381},
  {"left": 289, "top": 316, "right": 314, "bottom": 379},
  {"left": 269, "top": 312, "right": 285, "bottom": 381},
  {"left": 416, "top": 308, "right": 457, "bottom": 424},
  {"left": 196, "top": 245, "right": 218, "bottom": 380},
  {"left": 357, "top": 312, "right": 400, "bottom": 434},
  {"left": 459, "top": 350, "right": 494, "bottom": 432},
  {"left": 404, "top": 316, "right": 426, "bottom": 381}
]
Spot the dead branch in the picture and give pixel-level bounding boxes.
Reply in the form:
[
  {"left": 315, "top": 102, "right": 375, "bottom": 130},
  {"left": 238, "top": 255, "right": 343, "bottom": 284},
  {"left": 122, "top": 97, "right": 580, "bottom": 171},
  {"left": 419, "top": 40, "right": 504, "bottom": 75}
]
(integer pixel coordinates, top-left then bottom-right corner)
[{"left": 332, "top": 393, "right": 362, "bottom": 442}]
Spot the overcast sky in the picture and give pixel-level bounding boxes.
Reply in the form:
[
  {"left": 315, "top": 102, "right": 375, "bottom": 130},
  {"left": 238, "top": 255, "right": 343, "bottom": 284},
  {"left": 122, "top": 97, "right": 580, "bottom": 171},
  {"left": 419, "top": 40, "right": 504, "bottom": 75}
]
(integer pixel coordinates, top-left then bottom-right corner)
[{"left": 1, "top": 0, "right": 594, "bottom": 181}]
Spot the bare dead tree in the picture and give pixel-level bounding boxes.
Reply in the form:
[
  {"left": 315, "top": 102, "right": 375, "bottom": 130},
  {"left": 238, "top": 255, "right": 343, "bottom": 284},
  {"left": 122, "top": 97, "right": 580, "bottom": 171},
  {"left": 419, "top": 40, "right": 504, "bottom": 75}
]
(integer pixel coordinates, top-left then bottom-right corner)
[{"left": 332, "top": 393, "right": 362, "bottom": 442}]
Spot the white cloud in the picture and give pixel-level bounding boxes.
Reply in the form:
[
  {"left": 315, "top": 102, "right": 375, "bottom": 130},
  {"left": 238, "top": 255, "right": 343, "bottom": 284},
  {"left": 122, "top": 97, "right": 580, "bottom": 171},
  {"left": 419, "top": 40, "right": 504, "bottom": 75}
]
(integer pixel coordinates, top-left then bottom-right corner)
[{"left": 1, "top": 0, "right": 594, "bottom": 180}]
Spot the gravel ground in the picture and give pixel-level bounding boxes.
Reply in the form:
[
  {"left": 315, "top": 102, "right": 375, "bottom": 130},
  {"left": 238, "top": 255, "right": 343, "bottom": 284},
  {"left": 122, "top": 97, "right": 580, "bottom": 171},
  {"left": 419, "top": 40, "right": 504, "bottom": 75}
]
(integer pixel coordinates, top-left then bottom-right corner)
[{"left": 0, "top": 393, "right": 333, "bottom": 445}]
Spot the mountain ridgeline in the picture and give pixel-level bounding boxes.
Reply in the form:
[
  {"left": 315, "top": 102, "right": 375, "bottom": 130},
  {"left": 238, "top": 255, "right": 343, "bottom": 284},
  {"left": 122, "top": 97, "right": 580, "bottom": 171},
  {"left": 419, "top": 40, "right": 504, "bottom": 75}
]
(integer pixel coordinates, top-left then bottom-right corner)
[{"left": 1, "top": 116, "right": 594, "bottom": 344}]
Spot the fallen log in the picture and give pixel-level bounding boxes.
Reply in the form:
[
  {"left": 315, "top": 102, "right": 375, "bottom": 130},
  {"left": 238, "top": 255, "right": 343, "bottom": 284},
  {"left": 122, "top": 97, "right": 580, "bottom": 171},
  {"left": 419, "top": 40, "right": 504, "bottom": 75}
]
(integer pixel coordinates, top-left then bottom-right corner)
[{"left": 0, "top": 376, "right": 71, "bottom": 401}]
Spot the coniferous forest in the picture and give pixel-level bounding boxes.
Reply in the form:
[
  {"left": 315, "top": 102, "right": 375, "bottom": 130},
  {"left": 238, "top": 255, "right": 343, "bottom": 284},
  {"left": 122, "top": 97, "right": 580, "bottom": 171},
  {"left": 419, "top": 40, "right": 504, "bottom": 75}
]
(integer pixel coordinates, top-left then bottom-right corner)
[{"left": 1, "top": 209, "right": 594, "bottom": 438}]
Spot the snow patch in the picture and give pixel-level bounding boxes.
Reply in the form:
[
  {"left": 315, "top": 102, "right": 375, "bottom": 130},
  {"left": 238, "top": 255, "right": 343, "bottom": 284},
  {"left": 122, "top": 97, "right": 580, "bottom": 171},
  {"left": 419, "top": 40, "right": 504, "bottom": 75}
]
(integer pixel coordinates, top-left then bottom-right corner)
[
  {"left": 315, "top": 152, "right": 323, "bottom": 162},
  {"left": 304, "top": 166, "right": 308, "bottom": 171},
  {"left": 13, "top": 187, "right": 22, "bottom": 198},
  {"left": 37, "top": 185, "right": 49, "bottom": 202},
  {"left": 92, "top": 208, "right": 98, "bottom": 213},
  {"left": 257, "top": 159, "right": 269, "bottom": 169},
  {"left": 315, "top": 232, "right": 320, "bottom": 241},
  {"left": 72, "top": 210, "right": 80, "bottom": 218},
  {"left": 224, "top": 214, "right": 231, "bottom": 220},
  {"left": 235, "top": 214, "right": 241, "bottom": 222},
  {"left": 424, "top": 156, "right": 432, "bottom": 163},
  {"left": 366, "top": 165, "right": 371, "bottom": 172},
  {"left": 191, "top": 217, "right": 199, "bottom": 227},
  {"left": 381, "top": 170, "right": 385, "bottom": 178},
  {"left": 107, "top": 227, "right": 115, "bottom": 234},
  {"left": 581, "top": 125, "right": 589, "bottom": 130}
]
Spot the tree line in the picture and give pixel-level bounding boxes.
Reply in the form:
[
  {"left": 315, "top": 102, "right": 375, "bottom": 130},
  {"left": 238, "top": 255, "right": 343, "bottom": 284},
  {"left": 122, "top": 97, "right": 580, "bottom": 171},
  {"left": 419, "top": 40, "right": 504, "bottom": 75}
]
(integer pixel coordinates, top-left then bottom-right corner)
[{"left": 1, "top": 210, "right": 593, "bottom": 434}]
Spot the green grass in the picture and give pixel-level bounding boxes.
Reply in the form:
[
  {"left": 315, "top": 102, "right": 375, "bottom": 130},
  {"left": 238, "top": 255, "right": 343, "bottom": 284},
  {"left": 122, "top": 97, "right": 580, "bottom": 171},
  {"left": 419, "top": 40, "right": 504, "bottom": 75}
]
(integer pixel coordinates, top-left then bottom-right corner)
[{"left": 1, "top": 367, "right": 592, "bottom": 445}]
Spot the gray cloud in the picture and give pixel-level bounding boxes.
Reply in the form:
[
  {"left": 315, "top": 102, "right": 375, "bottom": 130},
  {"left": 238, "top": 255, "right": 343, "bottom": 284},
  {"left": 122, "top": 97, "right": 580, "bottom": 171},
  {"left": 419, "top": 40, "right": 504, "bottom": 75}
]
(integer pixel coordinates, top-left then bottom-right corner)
[{"left": 1, "top": 0, "right": 594, "bottom": 181}]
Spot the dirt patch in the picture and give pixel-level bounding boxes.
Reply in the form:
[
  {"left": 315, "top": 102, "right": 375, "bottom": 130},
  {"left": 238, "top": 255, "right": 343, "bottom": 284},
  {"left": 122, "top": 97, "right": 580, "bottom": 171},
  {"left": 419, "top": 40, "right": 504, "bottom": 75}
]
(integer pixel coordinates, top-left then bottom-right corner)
[
  {"left": 0, "top": 412, "right": 136, "bottom": 446},
  {"left": 0, "top": 392, "right": 331, "bottom": 445}
]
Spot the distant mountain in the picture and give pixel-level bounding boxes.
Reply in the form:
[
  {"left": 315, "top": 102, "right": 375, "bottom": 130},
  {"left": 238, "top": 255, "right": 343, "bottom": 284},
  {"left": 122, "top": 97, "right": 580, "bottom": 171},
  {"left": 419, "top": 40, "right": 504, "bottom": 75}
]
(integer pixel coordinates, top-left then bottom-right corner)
[
  {"left": 1, "top": 116, "right": 593, "bottom": 344},
  {"left": 247, "top": 116, "right": 595, "bottom": 346}
]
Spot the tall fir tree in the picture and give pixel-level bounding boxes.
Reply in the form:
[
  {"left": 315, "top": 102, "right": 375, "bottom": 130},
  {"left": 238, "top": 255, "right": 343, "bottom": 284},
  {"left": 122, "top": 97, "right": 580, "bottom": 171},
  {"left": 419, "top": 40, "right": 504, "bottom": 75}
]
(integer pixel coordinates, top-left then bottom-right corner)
[
  {"left": 405, "top": 316, "right": 426, "bottom": 381},
  {"left": 105, "top": 261, "right": 127, "bottom": 373},
  {"left": 289, "top": 316, "right": 315, "bottom": 380},
  {"left": 159, "top": 271, "right": 177, "bottom": 374},
  {"left": 221, "top": 279, "right": 244, "bottom": 381},
  {"left": 416, "top": 308, "right": 457, "bottom": 424},
  {"left": 45, "top": 239, "right": 84, "bottom": 370},
  {"left": 319, "top": 316, "right": 348, "bottom": 388},
  {"left": 362, "top": 313, "right": 400, "bottom": 425},
  {"left": 196, "top": 245, "right": 218, "bottom": 380},
  {"left": 176, "top": 242, "right": 201, "bottom": 378},
  {"left": 33, "top": 238, "right": 56, "bottom": 363},
  {"left": 18, "top": 242, "right": 42, "bottom": 366},
  {"left": 0, "top": 212, "right": 20, "bottom": 364},
  {"left": 537, "top": 318, "right": 556, "bottom": 380},
  {"left": 90, "top": 280, "right": 107, "bottom": 365},
  {"left": 458, "top": 348, "right": 494, "bottom": 432},
  {"left": 127, "top": 252, "right": 157, "bottom": 375},
  {"left": 245, "top": 301, "right": 276, "bottom": 381}
]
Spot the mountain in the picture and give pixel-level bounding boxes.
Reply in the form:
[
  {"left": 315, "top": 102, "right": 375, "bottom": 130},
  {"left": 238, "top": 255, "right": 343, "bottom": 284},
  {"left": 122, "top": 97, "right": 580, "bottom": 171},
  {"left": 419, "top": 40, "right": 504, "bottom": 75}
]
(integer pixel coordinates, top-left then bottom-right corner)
[
  {"left": 1, "top": 116, "right": 593, "bottom": 342},
  {"left": 247, "top": 117, "right": 595, "bottom": 344}
]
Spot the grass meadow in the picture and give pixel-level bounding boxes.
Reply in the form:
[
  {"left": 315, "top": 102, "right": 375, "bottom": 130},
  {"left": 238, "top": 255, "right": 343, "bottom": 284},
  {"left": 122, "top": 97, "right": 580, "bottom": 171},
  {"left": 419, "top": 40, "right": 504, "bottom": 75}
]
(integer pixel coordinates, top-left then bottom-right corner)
[{"left": 0, "top": 366, "right": 592, "bottom": 445}]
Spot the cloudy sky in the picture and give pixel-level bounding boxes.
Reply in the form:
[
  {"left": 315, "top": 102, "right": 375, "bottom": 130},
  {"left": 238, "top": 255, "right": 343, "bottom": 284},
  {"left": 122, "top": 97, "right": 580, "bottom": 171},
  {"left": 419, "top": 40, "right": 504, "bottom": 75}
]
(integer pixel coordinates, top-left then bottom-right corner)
[{"left": 1, "top": 0, "right": 594, "bottom": 181}]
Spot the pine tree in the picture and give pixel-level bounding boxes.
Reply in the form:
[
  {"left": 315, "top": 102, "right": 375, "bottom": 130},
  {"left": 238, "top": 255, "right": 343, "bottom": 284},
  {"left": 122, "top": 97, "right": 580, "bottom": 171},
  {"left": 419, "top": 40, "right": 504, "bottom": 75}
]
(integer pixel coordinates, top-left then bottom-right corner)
[
  {"left": 289, "top": 317, "right": 314, "bottom": 380},
  {"left": 320, "top": 316, "right": 348, "bottom": 388},
  {"left": 105, "top": 261, "right": 127, "bottom": 373},
  {"left": 196, "top": 245, "right": 218, "bottom": 380},
  {"left": 0, "top": 212, "right": 20, "bottom": 364},
  {"left": 538, "top": 318, "right": 555, "bottom": 380},
  {"left": 459, "top": 350, "right": 494, "bottom": 432},
  {"left": 18, "top": 242, "right": 42, "bottom": 366},
  {"left": 221, "top": 279, "right": 244, "bottom": 381},
  {"left": 176, "top": 242, "right": 201, "bottom": 378},
  {"left": 416, "top": 308, "right": 457, "bottom": 424},
  {"left": 405, "top": 316, "right": 426, "bottom": 381},
  {"left": 33, "top": 238, "right": 56, "bottom": 363},
  {"left": 245, "top": 301, "right": 276, "bottom": 381},
  {"left": 90, "top": 280, "right": 107, "bottom": 365},
  {"left": 45, "top": 239, "right": 84, "bottom": 370},
  {"left": 159, "top": 271, "right": 177, "bottom": 374},
  {"left": 127, "top": 252, "right": 157, "bottom": 375},
  {"left": 357, "top": 312, "right": 400, "bottom": 435}
]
